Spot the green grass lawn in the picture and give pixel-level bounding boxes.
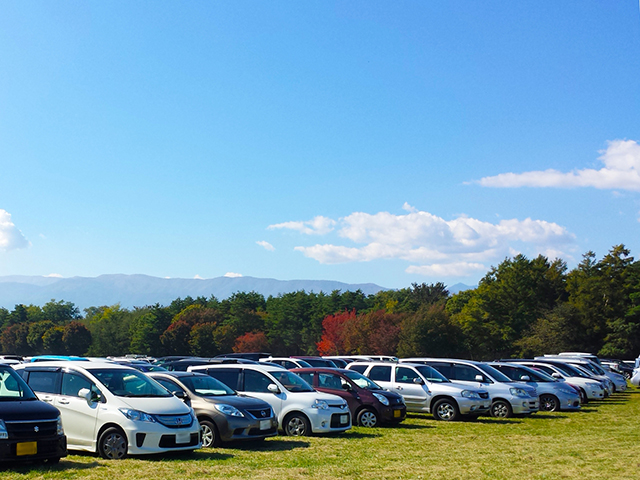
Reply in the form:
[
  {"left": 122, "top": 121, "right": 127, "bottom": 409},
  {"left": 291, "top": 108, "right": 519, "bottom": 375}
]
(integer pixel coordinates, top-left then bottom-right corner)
[{"left": 4, "top": 388, "right": 640, "bottom": 480}]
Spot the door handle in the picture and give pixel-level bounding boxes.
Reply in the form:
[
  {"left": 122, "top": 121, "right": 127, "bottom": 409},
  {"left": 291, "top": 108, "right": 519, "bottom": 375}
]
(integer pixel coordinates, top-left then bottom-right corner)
[
  {"left": 396, "top": 386, "right": 403, "bottom": 390},
  {"left": 58, "top": 399, "right": 70, "bottom": 405}
]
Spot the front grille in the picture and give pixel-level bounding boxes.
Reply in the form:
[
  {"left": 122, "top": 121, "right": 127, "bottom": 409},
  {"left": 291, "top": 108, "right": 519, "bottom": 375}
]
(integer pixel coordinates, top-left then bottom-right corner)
[
  {"left": 6, "top": 419, "right": 58, "bottom": 439},
  {"left": 479, "top": 392, "right": 489, "bottom": 399},
  {"left": 246, "top": 408, "right": 272, "bottom": 419},
  {"left": 328, "top": 404, "right": 347, "bottom": 410},
  {"left": 155, "top": 414, "right": 193, "bottom": 428},
  {"left": 158, "top": 433, "right": 199, "bottom": 448},
  {"left": 330, "top": 413, "right": 350, "bottom": 428}
]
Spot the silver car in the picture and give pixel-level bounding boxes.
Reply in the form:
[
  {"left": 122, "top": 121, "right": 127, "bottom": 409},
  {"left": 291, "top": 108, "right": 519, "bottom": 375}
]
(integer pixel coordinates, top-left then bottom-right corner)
[{"left": 489, "top": 362, "right": 581, "bottom": 412}]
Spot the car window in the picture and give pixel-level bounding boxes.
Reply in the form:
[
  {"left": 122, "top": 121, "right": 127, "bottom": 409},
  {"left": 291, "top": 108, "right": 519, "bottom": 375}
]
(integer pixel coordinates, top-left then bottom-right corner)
[
  {"left": 0, "top": 368, "right": 37, "bottom": 400},
  {"left": 61, "top": 372, "right": 98, "bottom": 397},
  {"left": 453, "top": 364, "right": 484, "bottom": 382},
  {"left": 395, "top": 366, "right": 420, "bottom": 384},
  {"left": 318, "top": 373, "right": 343, "bottom": 390},
  {"left": 415, "top": 365, "right": 450, "bottom": 383},
  {"left": 206, "top": 368, "right": 241, "bottom": 390},
  {"left": 183, "top": 375, "right": 235, "bottom": 396},
  {"left": 91, "top": 369, "right": 171, "bottom": 397},
  {"left": 26, "top": 370, "right": 59, "bottom": 394},
  {"left": 369, "top": 366, "right": 391, "bottom": 382},
  {"left": 427, "top": 362, "right": 453, "bottom": 379},
  {"left": 297, "top": 372, "right": 315, "bottom": 386},
  {"left": 243, "top": 370, "right": 273, "bottom": 393},
  {"left": 348, "top": 364, "right": 368, "bottom": 374},
  {"left": 343, "top": 370, "right": 381, "bottom": 390},
  {"left": 270, "top": 370, "right": 314, "bottom": 392},
  {"left": 155, "top": 378, "right": 186, "bottom": 395},
  {"left": 531, "top": 364, "right": 557, "bottom": 376}
]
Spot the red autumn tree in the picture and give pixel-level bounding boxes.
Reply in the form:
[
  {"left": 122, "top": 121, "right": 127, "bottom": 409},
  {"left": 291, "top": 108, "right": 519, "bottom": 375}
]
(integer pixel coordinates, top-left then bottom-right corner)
[
  {"left": 316, "top": 309, "right": 356, "bottom": 355},
  {"left": 233, "top": 331, "right": 269, "bottom": 353}
]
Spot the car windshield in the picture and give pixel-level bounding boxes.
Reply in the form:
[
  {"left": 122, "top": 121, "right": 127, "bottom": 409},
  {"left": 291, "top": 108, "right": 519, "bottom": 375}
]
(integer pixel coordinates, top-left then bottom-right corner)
[
  {"left": 0, "top": 368, "right": 37, "bottom": 401},
  {"left": 182, "top": 375, "right": 235, "bottom": 396},
  {"left": 415, "top": 365, "right": 450, "bottom": 383},
  {"left": 476, "top": 363, "right": 513, "bottom": 383},
  {"left": 270, "top": 370, "right": 314, "bottom": 392},
  {"left": 517, "top": 366, "right": 555, "bottom": 382},
  {"left": 557, "top": 363, "right": 589, "bottom": 378},
  {"left": 92, "top": 368, "right": 172, "bottom": 397},
  {"left": 343, "top": 370, "right": 382, "bottom": 390}
]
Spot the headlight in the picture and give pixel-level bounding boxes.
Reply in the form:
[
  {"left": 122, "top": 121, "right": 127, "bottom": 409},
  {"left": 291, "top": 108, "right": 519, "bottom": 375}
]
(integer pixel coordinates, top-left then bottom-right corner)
[
  {"left": 373, "top": 393, "right": 390, "bottom": 406},
  {"left": 56, "top": 416, "right": 64, "bottom": 435},
  {"left": 312, "top": 399, "right": 329, "bottom": 410},
  {"left": 586, "top": 382, "right": 600, "bottom": 389},
  {"left": 509, "top": 388, "right": 530, "bottom": 397},
  {"left": 214, "top": 404, "right": 244, "bottom": 417},
  {"left": 0, "top": 420, "right": 7, "bottom": 439},
  {"left": 119, "top": 408, "right": 156, "bottom": 423},
  {"left": 461, "top": 390, "right": 481, "bottom": 399}
]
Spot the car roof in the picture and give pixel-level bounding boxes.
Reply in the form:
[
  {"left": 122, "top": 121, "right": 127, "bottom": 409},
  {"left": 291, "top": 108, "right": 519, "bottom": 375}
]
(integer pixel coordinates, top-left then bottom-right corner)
[
  {"left": 190, "top": 363, "right": 284, "bottom": 374},
  {"left": 148, "top": 371, "right": 209, "bottom": 379},
  {"left": 16, "top": 360, "right": 136, "bottom": 371},
  {"left": 290, "top": 367, "right": 351, "bottom": 374}
]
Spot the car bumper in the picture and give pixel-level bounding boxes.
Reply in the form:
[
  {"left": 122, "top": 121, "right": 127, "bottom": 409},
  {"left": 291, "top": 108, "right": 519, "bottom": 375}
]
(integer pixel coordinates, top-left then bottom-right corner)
[
  {"left": 457, "top": 397, "right": 491, "bottom": 415},
  {"left": 218, "top": 416, "right": 278, "bottom": 442},
  {"left": 379, "top": 405, "right": 407, "bottom": 423},
  {"left": 0, "top": 435, "right": 67, "bottom": 462},
  {"left": 510, "top": 398, "right": 539, "bottom": 414},
  {"left": 125, "top": 424, "right": 202, "bottom": 455},
  {"left": 307, "top": 408, "right": 351, "bottom": 433}
]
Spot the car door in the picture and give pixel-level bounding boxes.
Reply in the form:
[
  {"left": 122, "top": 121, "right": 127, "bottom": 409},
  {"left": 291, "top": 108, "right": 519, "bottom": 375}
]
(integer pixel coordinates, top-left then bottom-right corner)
[
  {"left": 316, "top": 372, "right": 359, "bottom": 412},
  {"left": 366, "top": 365, "right": 393, "bottom": 390},
  {"left": 241, "top": 369, "right": 284, "bottom": 418},
  {"left": 57, "top": 370, "right": 101, "bottom": 448},
  {"left": 393, "top": 366, "right": 428, "bottom": 409}
]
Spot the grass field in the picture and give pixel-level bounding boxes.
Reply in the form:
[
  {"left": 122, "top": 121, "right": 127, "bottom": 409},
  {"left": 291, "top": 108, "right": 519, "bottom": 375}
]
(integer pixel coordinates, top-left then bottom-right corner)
[{"left": 3, "top": 388, "right": 640, "bottom": 480}]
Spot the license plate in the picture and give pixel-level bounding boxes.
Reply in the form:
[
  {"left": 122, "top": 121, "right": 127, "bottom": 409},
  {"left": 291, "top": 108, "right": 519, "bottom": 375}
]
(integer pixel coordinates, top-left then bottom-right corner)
[
  {"left": 340, "top": 414, "right": 349, "bottom": 424},
  {"left": 393, "top": 409, "right": 402, "bottom": 418},
  {"left": 16, "top": 442, "right": 37, "bottom": 456},
  {"left": 175, "top": 431, "right": 191, "bottom": 444},
  {"left": 259, "top": 419, "right": 271, "bottom": 430}
]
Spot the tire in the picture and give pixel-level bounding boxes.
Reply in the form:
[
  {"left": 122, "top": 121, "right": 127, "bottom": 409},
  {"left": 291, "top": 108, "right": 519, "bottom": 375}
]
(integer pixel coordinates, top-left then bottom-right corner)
[
  {"left": 47, "top": 457, "right": 61, "bottom": 465},
  {"left": 356, "top": 408, "right": 379, "bottom": 428},
  {"left": 200, "top": 419, "right": 221, "bottom": 448},
  {"left": 539, "top": 394, "right": 560, "bottom": 412},
  {"left": 98, "top": 427, "right": 128, "bottom": 460},
  {"left": 432, "top": 399, "right": 460, "bottom": 421},
  {"left": 579, "top": 388, "right": 588, "bottom": 404},
  {"left": 490, "top": 400, "right": 513, "bottom": 418},
  {"left": 283, "top": 413, "right": 311, "bottom": 436}
]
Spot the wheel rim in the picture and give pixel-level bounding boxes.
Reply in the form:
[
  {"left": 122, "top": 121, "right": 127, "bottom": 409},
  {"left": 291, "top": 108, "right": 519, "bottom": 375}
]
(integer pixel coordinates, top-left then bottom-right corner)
[
  {"left": 437, "top": 403, "right": 455, "bottom": 420},
  {"left": 492, "top": 402, "right": 509, "bottom": 418},
  {"left": 286, "top": 417, "right": 307, "bottom": 436},
  {"left": 201, "top": 423, "right": 215, "bottom": 448},
  {"left": 102, "top": 432, "right": 127, "bottom": 459},
  {"left": 540, "top": 395, "right": 558, "bottom": 412},
  {"left": 359, "top": 411, "right": 378, "bottom": 428}
]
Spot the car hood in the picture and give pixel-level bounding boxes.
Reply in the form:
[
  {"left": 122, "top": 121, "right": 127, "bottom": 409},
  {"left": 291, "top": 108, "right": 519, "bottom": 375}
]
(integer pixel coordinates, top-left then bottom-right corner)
[
  {"left": 434, "top": 382, "right": 488, "bottom": 396},
  {"left": 0, "top": 399, "right": 61, "bottom": 421},
  {"left": 198, "top": 394, "right": 272, "bottom": 410},
  {"left": 118, "top": 395, "right": 192, "bottom": 415}
]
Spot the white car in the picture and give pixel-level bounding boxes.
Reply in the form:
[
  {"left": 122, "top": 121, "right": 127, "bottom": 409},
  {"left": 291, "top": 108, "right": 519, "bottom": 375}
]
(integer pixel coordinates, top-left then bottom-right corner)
[
  {"left": 14, "top": 361, "right": 201, "bottom": 459},
  {"left": 188, "top": 364, "right": 351, "bottom": 436}
]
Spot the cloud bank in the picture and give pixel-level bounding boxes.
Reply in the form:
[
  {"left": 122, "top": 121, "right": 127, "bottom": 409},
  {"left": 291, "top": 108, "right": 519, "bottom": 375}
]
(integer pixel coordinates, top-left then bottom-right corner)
[
  {"left": 269, "top": 207, "right": 575, "bottom": 277},
  {"left": 256, "top": 240, "right": 275, "bottom": 251},
  {"left": 0, "top": 209, "right": 29, "bottom": 251},
  {"left": 476, "top": 139, "right": 640, "bottom": 191}
]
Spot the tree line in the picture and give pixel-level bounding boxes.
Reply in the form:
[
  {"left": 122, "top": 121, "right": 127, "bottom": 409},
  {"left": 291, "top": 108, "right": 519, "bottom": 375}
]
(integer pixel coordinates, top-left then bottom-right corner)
[{"left": 1, "top": 245, "right": 639, "bottom": 360}]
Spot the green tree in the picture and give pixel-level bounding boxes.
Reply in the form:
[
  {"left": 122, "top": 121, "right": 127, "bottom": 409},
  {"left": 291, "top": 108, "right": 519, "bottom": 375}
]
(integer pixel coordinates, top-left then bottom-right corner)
[{"left": 62, "top": 321, "right": 92, "bottom": 356}]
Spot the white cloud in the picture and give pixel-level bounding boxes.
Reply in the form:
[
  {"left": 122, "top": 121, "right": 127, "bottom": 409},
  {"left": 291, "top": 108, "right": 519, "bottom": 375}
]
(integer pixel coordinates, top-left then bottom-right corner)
[
  {"left": 0, "top": 209, "right": 29, "bottom": 251},
  {"left": 45, "top": 273, "right": 63, "bottom": 278},
  {"left": 268, "top": 216, "right": 336, "bottom": 235},
  {"left": 224, "top": 272, "right": 243, "bottom": 278},
  {"left": 194, "top": 275, "right": 204, "bottom": 280},
  {"left": 256, "top": 240, "right": 275, "bottom": 251},
  {"left": 282, "top": 206, "right": 575, "bottom": 278},
  {"left": 476, "top": 139, "right": 640, "bottom": 191}
]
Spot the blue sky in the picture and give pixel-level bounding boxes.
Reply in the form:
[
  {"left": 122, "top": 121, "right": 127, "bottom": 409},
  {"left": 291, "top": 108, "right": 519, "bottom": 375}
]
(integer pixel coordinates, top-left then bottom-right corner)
[{"left": 1, "top": 1, "right": 639, "bottom": 290}]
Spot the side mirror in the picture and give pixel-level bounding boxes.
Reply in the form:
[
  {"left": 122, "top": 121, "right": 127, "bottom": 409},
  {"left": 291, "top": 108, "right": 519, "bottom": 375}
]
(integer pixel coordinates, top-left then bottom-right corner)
[
  {"left": 552, "top": 373, "right": 562, "bottom": 379},
  {"left": 475, "top": 375, "right": 485, "bottom": 382},
  {"left": 78, "top": 388, "right": 100, "bottom": 404},
  {"left": 413, "top": 377, "right": 424, "bottom": 385},
  {"left": 520, "top": 375, "right": 531, "bottom": 382},
  {"left": 342, "top": 382, "right": 352, "bottom": 391},
  {"left": 267, "top": 383, "right": 281, "bottom": 394}
]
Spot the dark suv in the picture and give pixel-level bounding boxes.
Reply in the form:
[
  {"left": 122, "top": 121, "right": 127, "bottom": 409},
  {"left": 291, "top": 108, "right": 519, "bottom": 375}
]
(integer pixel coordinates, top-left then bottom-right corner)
[
  {"left": 0, "top": 364, "right": 67, "bottom": 464},
  {"left": 292, "top": 368, "right": 406, "bottom": 427}
]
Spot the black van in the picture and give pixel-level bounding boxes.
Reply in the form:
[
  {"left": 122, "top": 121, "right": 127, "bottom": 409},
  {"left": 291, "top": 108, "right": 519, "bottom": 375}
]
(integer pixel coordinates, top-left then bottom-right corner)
[{"left": 0, "top": 364, "right": 67, "bottom": 464}]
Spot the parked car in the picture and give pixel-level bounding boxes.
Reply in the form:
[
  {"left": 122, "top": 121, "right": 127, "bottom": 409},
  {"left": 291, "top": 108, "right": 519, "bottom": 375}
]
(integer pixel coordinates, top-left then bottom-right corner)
[
  {"left": 14, "top": 361, "right": 201, "bottom": 459},
  {"left": 345, "top": 361, "right": 490, "bottom": 421},
  {"left": 501, "top": 359, "right": 606, "bottom": 402},
  {"left": 488, "top": 362, "right": 581, "bottom": 412},
  {"left": 292, "top": 367, "right": 407, "bottom": 427},
  {"left": 538, "top": 356, "right": 625, "bottom": 393},
  {"left": 0, "top": 364, "right": 67, "bottom": 464},
  {"left": 149, "top": 371, "right": 277, "bottom": 447},
  {"left": 260, "top": 357, "right": 313, "bottom": 369},
  {"left": 599, "top": 358, "right": 634, "bottom": 379},
  {"left": 290, "top": 357, "right": 338, "bottom": 368},
  {"left": 402, "top": 358, "right": 539, "bottom": 418},
  {"left": 162, "top": 357, "right": 257, "bottom": 372},
  {"left": 188, "top": 364, "right": 351, "bottom": 436}
]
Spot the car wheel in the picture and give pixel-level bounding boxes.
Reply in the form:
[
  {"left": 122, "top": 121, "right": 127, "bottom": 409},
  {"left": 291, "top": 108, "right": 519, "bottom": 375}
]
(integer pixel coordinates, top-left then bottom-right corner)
[
  {"left": 200, "top": 419, "right": 221, "bottom": 448},
  {"left": 47, "top": 457, "right": 61, "bottom": 465},
  {"left": 432, "top": 399, "right": 460, "bottom": 421},
  {"left": 357, "top": 408, "right": 379, "bottom": 428},
  {"left": 579, "top": 388, "right": 588, "bottom": 404},
  {"left": 539, "top": 394, "right": 560, "bottom": 412},
  {"left": 490, "top": 400, "right": 513, "bottom": 418},
  {"left": 98, "top": 427, "right": 128, "bottom": 460},
  {"left": 283, "top": 413, "right": 311, "bottom": 436}
]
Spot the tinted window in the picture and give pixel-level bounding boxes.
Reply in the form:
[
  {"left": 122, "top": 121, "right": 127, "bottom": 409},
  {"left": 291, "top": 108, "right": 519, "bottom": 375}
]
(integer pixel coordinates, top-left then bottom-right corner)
[
  {"left": 243, "top": 370, "right": 273, "bottom": 393},
  {"left": 182, "top": 375, "right": 234, "bottom": 396},
  {"left": 427, "top": 362, "right": 453, "bottom": 379},
  {"left": 297, "top": 372, "right": 315, "bottom": 386},
  {"left": 415, "top": 365, "right": 450, "bottom": 383},
  {"left": 349, "top": 364, "right": 368, "bottom": 374},
  {"left": 531, "top": 364, "right": 557, "bottom": 376},
  {"left": 369, "top": 366, "right": 391, "bottom": 382},
  {"left": 155, "top": 378, "right": 186, "bottom": 395},
  {"left": 453, "top": 364, "right": 484, "bottom": 382},
  {"left": 26, "top": 371, "right": 59, "bottom": 394},
  {"left": 396, "top": 367, "right": 420, "bottom": 384},
  {"left": 318, "top": 373, "right": 343, "bottom": 390},
  {"left": 61, "top": 372, "right": 95, "bottom": 397},
  {"left": 206, "top": 369, "right": 241, "bottom": 390},
  {"left": 91, "top": 368, "right": 171, "bottom": 397}
]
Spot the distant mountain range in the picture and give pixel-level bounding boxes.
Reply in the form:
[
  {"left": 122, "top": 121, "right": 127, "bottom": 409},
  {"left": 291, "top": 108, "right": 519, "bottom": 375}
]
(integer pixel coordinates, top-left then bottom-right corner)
[{"left": 0, "top": 274, "right": 474, "bottom": 311}]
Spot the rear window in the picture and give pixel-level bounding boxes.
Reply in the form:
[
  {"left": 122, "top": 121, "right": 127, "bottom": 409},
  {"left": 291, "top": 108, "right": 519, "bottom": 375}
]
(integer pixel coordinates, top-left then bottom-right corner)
[
  {"left": 26, "top": 371, "right": 59, "bottom": 394},
  {"left": 369, "top": 366, "right": 391, "bottom": 382},
  {"left": 348, "top": 364, "right": 368, "bottom": 374},
  {"left": 206, "top": 368, "right": 241, "bottom": 390}
]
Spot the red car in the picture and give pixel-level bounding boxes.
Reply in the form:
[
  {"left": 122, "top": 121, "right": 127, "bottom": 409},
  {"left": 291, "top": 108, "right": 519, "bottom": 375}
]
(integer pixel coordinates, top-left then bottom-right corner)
[{"left": 292, "top": 368, "right": 406, "bottom": 427}]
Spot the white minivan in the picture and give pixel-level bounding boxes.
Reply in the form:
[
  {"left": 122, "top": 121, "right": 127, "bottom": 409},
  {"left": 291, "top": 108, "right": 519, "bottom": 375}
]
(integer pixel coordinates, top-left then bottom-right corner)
[
  {"left": 14, "top": 361, "right": 201, "bottom": 459},
  {"left": 188, "top": 364, "right": 351, "bottom": 436}
]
